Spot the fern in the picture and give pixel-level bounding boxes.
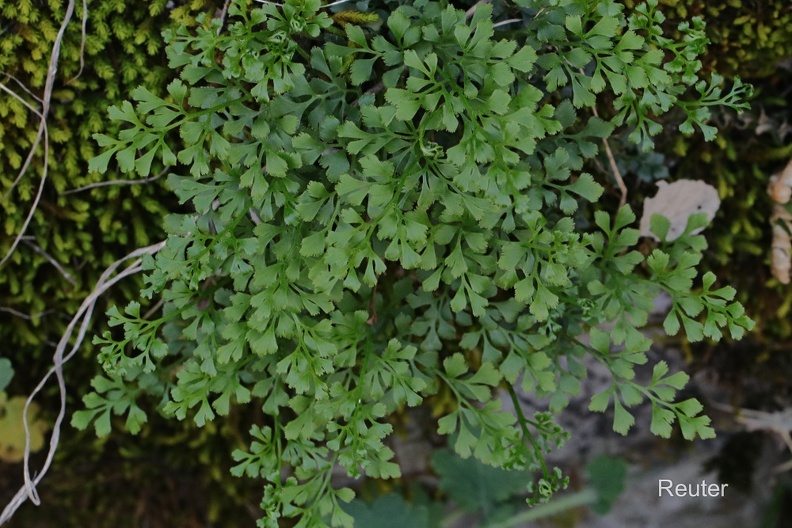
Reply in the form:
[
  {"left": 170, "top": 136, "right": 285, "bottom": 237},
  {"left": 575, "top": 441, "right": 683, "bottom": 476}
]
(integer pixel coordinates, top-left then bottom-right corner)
[{"left": 74, "top": 1, "right": 754, "bottom": 526}]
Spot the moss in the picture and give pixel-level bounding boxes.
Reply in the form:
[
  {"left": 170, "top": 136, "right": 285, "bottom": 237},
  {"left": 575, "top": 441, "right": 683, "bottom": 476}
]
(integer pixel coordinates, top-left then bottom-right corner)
[
  {"left": 614, "top": 1, "right": 792, "bottom": 347},
  {"left": 0, "top": 1, "right": 271, "bottom": 524},
  {"left": 0, "top": 1, "right": 220, "bottom": 351},
  {"left": 621, "top": 0, "right": 792, "bottom": 79},
  {"left": 1, "top": 413, "right": 264, "bottom": 527}
]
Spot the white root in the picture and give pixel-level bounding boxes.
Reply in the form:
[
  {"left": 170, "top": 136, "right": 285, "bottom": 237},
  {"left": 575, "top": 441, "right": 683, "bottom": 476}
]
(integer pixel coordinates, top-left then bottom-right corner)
[{"left": 0, "top": 241, "right": 166, "bottom": 525}]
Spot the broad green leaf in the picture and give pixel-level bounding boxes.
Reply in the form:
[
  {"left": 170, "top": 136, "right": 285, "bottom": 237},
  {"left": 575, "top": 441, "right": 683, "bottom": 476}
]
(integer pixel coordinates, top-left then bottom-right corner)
[
  {"left": 345, "top": 494, "right": 430, "bottom": 528},
  {"left": 587, "top": 455, "right": 627, "bottom": 514},
  {"left": 0, "top": 358, "right": 13, "bottom": 392},
  {"left": 433, "top": 449, "right": 531, "bottom": 512}
]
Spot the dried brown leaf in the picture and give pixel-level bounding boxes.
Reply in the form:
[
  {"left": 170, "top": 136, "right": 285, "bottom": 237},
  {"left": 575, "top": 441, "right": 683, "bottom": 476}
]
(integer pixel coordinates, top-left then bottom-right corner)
[
  {"left": 639, "top": 179, "right": 720, "bottom": 241},
  {"left": 768, "top": 158, "right": 792, "bottom": 283}
]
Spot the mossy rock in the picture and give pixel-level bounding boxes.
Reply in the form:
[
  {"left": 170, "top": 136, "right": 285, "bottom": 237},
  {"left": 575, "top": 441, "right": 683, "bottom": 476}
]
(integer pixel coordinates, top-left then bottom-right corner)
[
  {"left": 620, "top": 0, "right": 792, "bottom": 79},
  {"left": 0, "top": 1, "right": 267, "bottom": 524}
]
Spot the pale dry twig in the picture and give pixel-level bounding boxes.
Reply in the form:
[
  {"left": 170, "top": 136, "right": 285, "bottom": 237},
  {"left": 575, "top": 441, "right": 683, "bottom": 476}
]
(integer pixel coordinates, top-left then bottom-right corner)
[
  {"left": 466, "top": 0, "right": 491, "bottom": 19},
  {"left": 589, "top": 91, "right": 627, "bottom": 207},
  {"left": 66, "top": 0, "right": 89, "bottom": 84},
  {"left": 0, "top": 240, "right": 166, "bottom": 525},
  {"left": 0, "top": 0, "right": 79, "bottom": 268},
  {"left": 59, "top": 167, "right": 169, "bottom": 196},
  {"left": 21, "top": 239, "right": 77, "bottom": 286}
]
